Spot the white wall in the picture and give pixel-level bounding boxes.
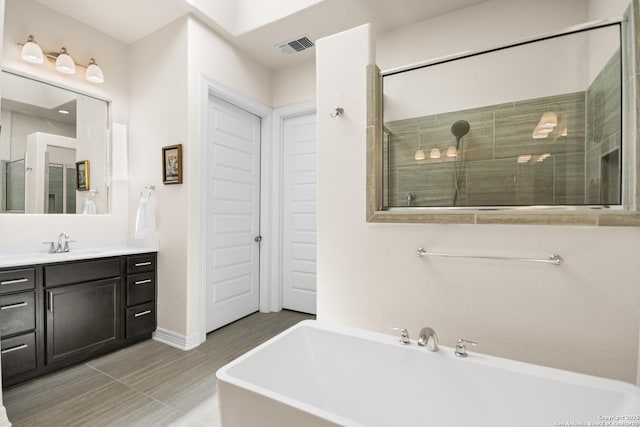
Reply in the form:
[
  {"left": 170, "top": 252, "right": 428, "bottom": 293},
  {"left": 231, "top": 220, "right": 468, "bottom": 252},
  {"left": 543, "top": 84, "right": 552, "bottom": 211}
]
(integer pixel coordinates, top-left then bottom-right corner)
[
  {"left": 316, "top": 0, "right": 640, "bottom": 384},
  {"left": 383, "top": 30, "right": 595, "bottom": 121},
  {"left": 3, "top": 0, "right": 128, "bottom": 122},
  {"left": 128, "top": 15, "right": 273, "bottom": 338},
  {"left": 272, "top": 59, "right": 316, "bottom": 108},
  {"left": 128, "top": 17, "right": 190, "bottom": 337},
  {"left": 0, "top": 0, "right": 129, "bottom": 244},
  {"left": 375, "top": 0, "right": 591, "bottom": 71}
]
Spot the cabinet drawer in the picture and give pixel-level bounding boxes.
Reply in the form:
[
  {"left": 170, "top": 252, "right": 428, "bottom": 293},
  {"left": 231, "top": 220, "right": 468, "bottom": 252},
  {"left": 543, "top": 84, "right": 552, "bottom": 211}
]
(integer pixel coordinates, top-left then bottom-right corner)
[
  {"left": 126, "top": 272, "right": 155, "bottom": 306},
  {"left": 126, "top": 302, "right": 155, "bottom": 339},
  {"left": 44, "top": 258, "right": 120, "bottom": 287},
  {"left": 127, "top": 254, "right": 156, "bottom": 274},
  {"left": 0, "top": 291, "right": 35, "bottom": 337},
  {"left": 0, "top": 268, "right": 35, "bottom": 294},
  {"left": 1, "top": 332, "right": 36, "bottom": 379}
]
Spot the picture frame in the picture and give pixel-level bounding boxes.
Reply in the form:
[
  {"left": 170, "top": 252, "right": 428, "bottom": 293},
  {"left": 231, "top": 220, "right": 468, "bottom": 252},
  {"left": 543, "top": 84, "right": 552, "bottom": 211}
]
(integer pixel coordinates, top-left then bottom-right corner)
[
  {"left": 75, "top": 160, "right": 90, "bottom": 191},
  {"left": 162, "top": 144, "right": 183, "bottom": 184}
]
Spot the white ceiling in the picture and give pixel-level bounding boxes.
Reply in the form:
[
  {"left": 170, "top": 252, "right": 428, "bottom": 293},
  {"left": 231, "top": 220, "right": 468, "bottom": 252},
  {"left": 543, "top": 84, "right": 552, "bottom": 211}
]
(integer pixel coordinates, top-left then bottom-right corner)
[{"left": 36, "top": 0, "right": 488, "bottom": 70}]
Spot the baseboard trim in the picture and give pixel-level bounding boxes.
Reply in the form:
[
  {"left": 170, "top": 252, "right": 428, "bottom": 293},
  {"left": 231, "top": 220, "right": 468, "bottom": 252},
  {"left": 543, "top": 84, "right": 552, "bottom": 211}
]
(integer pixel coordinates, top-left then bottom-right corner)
[
  {"left": 152, "top": 328, "right": 200, "bottom": 351},
  {"left": 0, "top": 405, "right": 11, "bottom": 427}
]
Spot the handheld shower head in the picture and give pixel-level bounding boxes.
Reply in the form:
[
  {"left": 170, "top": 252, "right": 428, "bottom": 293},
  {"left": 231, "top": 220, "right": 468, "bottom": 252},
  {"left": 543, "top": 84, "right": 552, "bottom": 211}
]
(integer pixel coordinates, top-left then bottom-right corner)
[
  {"left": 451, "top": 120, "right": 470, "bottom": 142},
  {"left": 450, "top": 120, "right": 470, "bottom": 207}
]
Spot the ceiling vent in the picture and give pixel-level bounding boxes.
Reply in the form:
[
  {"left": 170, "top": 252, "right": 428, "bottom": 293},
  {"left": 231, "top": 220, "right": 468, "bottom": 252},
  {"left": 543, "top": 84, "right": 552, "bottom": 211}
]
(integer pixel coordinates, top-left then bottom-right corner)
[{"left": 276, "top": 36, "right": 314, "bottom": 55}]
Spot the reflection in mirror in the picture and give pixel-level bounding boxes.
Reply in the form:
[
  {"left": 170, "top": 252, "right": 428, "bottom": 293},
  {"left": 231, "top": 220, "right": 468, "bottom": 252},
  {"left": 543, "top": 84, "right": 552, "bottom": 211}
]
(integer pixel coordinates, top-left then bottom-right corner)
[
  {"left": 0, "top": 71, "right": 109, "bottom": 214},
  {"left": 382, "top": 24, "right": 622, "bottom": 209}
]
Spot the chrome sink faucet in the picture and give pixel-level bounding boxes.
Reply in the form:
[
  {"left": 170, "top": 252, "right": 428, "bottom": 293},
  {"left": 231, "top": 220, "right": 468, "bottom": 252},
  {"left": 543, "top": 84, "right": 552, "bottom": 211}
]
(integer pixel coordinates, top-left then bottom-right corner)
[
  {"left": 56, "top": 232, "right": 70, "bottom": 253},
  {"left": 417, "top": 327, "right": 439, "bottom": 352}
]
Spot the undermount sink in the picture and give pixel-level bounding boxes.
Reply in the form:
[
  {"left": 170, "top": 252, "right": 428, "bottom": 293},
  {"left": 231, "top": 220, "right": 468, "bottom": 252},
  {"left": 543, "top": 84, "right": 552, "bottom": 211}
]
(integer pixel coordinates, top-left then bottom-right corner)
[
  {"left": 55, "top": 248, "right": 100, "bottom": 255},
  {"left": 0, "top": 248, "right": 103, "bottom": 266}
]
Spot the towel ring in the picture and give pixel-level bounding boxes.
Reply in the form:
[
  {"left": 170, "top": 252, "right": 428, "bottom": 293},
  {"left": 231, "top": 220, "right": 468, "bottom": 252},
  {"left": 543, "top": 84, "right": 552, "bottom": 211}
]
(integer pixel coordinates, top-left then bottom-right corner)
[
  {"left": 88, "top": 189, "right": 99, "bottom": 200},
  {"left": 140, "top": 185, "right": 155, "bottom": 198}
]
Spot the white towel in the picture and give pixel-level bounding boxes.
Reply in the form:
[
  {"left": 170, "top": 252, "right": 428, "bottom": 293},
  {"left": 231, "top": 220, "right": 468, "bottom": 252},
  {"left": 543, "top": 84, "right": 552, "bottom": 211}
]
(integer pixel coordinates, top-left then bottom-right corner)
[
  {"left": 135, "top": 196, "right": 156, "bottom": 238},
  {"left": 82, "top": 198, "right": 96, "bottom": 215}
]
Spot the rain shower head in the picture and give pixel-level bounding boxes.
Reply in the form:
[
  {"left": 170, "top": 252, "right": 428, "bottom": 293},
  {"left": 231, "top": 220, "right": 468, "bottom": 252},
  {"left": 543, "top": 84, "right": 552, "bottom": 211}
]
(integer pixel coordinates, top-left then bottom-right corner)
[{"left": 451, "top": 120, "right": 470, "bottom": 140}]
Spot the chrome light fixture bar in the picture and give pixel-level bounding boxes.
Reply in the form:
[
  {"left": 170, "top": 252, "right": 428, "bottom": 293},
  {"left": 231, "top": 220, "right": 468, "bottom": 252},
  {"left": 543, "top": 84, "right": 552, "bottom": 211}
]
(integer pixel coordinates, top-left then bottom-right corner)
[{"left": 18, "top": 35, "right": 104, "bottom": 84}]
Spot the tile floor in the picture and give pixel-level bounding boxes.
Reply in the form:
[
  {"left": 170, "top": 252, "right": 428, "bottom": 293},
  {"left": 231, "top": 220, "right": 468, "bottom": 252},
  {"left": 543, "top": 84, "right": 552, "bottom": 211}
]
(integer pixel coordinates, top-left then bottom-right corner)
[{"left": 3, "top": 310, "right": 314, "bottom": 427}]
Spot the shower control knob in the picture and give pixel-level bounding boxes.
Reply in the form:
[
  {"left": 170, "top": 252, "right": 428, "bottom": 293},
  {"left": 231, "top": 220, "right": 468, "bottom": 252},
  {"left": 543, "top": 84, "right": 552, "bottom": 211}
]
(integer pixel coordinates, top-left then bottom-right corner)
[{"left": 254, "top": 236, "right": 262, "bottom": 243}]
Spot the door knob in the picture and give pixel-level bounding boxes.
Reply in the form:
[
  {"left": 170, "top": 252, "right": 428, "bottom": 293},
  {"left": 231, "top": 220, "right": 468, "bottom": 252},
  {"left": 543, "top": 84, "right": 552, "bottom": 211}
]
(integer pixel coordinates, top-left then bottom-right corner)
[{"left": 254, "top": 236, "right": 262, "bottom": 242}]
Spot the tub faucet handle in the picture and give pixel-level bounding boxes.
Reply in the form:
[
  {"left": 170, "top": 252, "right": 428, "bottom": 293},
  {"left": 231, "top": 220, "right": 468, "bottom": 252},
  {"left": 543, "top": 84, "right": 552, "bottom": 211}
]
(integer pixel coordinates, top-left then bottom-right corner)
[
  {"left": 454, "top": 339, "right": 477, "bottom": 358},
  {"left": 391, "top": 328, "right": 410, "bottom": 345}
]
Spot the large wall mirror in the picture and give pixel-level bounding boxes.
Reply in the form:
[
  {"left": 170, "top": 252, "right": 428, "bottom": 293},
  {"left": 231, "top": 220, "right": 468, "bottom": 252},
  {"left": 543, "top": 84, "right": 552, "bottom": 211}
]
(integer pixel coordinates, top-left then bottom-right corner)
[
  {"left": 382, "top": 23, "right": 621, "bottom": 209},
  {"left": 367, "top": 15, "right": 640, "bottom": 226},
  {"left": 0, "top": 71, "right": 110, "bottom": 214}
]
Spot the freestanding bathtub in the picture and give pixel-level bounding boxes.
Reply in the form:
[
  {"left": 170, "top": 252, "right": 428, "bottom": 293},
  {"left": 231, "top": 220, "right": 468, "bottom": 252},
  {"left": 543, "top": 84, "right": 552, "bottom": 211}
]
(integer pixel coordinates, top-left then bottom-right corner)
[{"left": 216, "top": 320, "right": 640, "bottom": 426}]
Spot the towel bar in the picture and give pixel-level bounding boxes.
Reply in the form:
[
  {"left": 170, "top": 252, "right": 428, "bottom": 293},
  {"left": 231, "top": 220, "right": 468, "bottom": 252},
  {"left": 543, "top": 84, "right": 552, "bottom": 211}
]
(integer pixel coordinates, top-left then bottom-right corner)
[{"left": 416, "top": 248, "right": 563, "bottom": 266}]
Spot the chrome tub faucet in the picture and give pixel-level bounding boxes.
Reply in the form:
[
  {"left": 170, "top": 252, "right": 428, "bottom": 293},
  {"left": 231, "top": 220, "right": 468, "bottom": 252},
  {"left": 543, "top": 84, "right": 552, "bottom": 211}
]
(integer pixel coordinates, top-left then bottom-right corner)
[{"left": 417, "top": 327, "right": 439, "bottom": 352}]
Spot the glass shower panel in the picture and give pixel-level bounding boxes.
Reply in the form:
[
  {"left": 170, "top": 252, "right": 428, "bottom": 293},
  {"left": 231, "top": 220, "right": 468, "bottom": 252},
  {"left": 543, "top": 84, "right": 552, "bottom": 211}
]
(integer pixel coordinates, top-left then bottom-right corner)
[
  {"left": 66, "top": 166, "right": 76, "bottom": 214},
  {"left": 6, "top": 159, "right": 25, "bottom": 212},
  {"left": 48, "top": 164, "right": 63, "bottom": 214}
]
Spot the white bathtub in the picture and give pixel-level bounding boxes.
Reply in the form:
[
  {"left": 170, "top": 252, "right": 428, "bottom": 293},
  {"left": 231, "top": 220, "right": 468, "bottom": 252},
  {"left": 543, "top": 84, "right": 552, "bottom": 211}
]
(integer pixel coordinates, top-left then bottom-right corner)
[{"left": 216, "top": 320, "right": 640, "bottom": 427}]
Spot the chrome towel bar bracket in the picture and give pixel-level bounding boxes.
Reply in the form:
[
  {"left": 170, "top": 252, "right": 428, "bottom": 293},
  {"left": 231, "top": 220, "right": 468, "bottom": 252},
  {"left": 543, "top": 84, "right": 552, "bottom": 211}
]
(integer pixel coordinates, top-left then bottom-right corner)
[{"left": 416, "top": 248, "right": 563, "bottom": 266}]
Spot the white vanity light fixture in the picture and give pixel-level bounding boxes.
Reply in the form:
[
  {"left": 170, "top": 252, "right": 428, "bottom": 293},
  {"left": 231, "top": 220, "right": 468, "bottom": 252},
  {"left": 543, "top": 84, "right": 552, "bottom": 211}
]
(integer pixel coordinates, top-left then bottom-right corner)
[
  {"left": 536, "top": 153, "right": 551, "bottom": 162},
  {"left": 18, "top": 36, "right": 104, "bottom": 84},
  {"left": 430, "top": 147, "right": 441, "bottom": 159},
  {"left": 446, "top": 146, "right": 458, "bottom": 157},
  {"left": 517, "top": 154, "right": 532, "bottom": 163},
  {"left": 539, "top": 112, "right": 558, "bottom": 129},
  {"left": 85, "top": 59, "right": 104, "bottom": 83},
  {"left": 21, "top": 35, "right": 44, "bottom": 64},
  {"left": 55, "top": 47, "right": 76, "bottom": 74},
  {"left": 557, "top": 113, "right": 568, "bottom": 137},
  {"left": 532, "top": 111, "right": 558, "bottom": 139}
]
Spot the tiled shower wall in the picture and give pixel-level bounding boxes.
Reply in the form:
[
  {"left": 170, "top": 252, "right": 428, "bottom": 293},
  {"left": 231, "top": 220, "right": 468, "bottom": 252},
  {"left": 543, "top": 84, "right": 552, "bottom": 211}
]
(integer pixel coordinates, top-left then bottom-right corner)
[
  {"left": 384, "top": 52, "right": 620, "bottom": 207},
  {"left": 586, "top": 51, "right": 622, "bottom": 204}
]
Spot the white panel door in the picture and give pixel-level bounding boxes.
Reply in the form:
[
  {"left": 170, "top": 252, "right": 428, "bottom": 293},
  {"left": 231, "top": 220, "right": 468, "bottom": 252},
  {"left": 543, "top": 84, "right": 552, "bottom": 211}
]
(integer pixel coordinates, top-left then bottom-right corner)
[
  {"left": 282, "top": 113, "right": 317, "bottom": 314},
  {"left": 206, "top": 96, "right": 261, "bottom": 332}
]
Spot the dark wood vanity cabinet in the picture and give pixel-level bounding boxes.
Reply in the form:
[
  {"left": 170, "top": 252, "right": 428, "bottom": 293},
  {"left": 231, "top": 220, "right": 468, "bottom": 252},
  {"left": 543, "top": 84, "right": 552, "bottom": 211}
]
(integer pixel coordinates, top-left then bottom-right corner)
[{"left": 0, "top": 252, "right": 157, "bottom": 387}]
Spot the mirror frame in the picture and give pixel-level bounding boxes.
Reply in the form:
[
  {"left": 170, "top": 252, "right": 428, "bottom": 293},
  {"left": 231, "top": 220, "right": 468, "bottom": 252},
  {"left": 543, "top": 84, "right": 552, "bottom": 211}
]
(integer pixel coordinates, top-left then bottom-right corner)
[{"left": 367, "top": 15, "right": 640, "bottom": 227}]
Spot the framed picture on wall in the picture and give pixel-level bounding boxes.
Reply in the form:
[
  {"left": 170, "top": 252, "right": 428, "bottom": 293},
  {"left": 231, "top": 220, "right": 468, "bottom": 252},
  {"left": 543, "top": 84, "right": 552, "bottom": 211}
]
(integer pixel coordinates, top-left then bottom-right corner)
[
  {"left": 162, "top": 144, "right": 183, "bottom": 184},
  {"left": 75, "top": 160, "right": 90, "bottom": 191}
]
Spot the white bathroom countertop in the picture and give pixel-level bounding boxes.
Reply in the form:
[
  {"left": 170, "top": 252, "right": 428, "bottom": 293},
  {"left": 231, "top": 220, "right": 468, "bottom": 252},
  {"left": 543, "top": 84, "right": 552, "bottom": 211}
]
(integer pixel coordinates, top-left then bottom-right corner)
[{"left": 0, "top": 239, "right": 158, "bottom": 268}]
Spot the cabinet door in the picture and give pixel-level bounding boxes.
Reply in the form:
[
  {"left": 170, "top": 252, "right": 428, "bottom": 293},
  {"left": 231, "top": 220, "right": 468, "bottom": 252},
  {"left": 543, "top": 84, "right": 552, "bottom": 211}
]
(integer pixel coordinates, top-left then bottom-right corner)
[{"left": 46, "top": 278, "right": 120, "bottom": 365}]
